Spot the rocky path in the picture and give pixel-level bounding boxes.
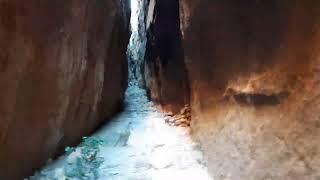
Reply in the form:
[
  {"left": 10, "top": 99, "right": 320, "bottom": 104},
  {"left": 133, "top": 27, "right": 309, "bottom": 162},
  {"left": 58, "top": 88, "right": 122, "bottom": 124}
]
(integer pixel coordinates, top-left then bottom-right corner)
[{"left": 30, "top": 85, "right": 212, "bottom": 180}]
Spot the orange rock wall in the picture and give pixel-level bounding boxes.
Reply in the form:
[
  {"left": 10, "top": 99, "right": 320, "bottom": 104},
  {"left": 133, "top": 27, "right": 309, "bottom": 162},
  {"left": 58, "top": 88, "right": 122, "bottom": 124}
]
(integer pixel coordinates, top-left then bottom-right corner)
[{"left": 179, "top": 1, "right": 320, "bottom": 179}]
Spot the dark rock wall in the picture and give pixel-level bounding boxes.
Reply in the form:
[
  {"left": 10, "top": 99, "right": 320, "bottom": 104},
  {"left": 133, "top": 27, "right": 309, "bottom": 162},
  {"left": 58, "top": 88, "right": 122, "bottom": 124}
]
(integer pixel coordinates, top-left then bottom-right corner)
[
  {"left": 179, "top": 0, "right": 320, "bottom": 179},
  {"left": 0, "top": 0, "right": 130, "bottom": 179},
  {"left": 144, "top": 0, "right": 190, "bottom": 113}
]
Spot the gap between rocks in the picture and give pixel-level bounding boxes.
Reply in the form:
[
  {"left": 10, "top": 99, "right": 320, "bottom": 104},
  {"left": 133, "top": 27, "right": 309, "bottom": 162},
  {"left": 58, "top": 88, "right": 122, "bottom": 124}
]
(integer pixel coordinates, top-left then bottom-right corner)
[{"left": 28, "top": 0, "right": 211, "bottom": 179}]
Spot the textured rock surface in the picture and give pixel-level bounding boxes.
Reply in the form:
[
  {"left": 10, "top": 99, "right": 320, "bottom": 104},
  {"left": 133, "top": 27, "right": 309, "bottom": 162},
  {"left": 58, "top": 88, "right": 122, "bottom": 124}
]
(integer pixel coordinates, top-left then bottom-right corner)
[
  {"left": 0, "top": 0, "right": 130, "bottom": 179},
  {"left": 179, "top": 1, "right": 320, "bottom": 179},
  {"left": 143, "top": 0, "right": 190, "bottom": 113}
]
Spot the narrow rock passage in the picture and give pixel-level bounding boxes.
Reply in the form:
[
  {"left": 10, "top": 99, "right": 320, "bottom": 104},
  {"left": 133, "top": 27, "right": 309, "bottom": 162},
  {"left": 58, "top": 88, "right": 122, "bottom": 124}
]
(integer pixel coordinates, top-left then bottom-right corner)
[
  {"left": 30, "top": 84, "right": 212, "bottom": 180},
  {"left": 30, "top": 0, "right": 212, "bottom": 178}
]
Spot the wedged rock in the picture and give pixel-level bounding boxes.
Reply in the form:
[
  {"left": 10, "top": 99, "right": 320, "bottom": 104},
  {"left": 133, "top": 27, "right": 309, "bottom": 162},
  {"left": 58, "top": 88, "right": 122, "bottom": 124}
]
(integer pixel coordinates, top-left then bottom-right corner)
[{"left": 0, "top": 0, "right": 130, "bottom": 179}]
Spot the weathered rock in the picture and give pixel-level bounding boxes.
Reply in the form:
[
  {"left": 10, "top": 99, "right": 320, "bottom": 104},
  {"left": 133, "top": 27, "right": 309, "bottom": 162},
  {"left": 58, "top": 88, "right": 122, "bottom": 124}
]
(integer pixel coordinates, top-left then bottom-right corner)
[
  {"left": 0, "top": 0, "right": 130, "bottom": 179},
  {"left": 143, "top": 0, "right": 190, "bottom": 113},
  {"left": 179, "top": 0, "right": 320, "bottom": 179},
  {"left": 164, "top": 104, "right": 191, "bottom": 127}
]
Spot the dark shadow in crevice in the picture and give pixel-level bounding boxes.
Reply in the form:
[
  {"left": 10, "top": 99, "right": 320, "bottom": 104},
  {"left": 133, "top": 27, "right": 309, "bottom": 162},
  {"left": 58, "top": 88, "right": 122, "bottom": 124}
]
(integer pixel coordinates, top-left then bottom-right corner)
[{"left": 231, "top": 91, "right": 289, "bottom": 106}]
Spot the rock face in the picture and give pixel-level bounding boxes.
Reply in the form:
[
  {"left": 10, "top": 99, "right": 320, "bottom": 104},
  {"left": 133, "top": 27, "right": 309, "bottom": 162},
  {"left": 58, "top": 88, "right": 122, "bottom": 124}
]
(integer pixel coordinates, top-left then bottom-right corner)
[
  {"left": 143, "top": 0, "right": 190, "bottom": 113},
  {"left": 144, "top": 0, "right": 320, "bottom": 179},
  {"left": 179, "top": 1, "right": 320, "bottom": 179},
  {"left": 0, "top": 0, "right": 130, "bottom": 179}
]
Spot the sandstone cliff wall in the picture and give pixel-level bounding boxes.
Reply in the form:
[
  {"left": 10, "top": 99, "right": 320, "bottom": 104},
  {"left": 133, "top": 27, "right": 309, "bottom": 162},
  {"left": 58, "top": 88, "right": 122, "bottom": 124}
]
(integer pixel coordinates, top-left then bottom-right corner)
[
  {"left": 180, "top": 1, "right": 320, "bottom": 179},
  {"left": 0, "top": 0, "right": 130, "bottom": 179}
]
